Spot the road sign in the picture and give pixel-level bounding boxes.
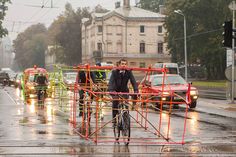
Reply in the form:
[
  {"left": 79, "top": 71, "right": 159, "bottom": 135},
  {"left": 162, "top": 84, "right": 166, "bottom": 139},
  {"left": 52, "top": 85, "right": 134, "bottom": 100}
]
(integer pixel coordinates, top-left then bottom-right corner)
[
  {"left": 225, "top": 65, "right": 236, "bottom": 81},
  {"left": 227, "top": 49, "right": 232, "bottom": 67},
  {"left": 229, "top": 1, "right": 236, "bottom": 11}
]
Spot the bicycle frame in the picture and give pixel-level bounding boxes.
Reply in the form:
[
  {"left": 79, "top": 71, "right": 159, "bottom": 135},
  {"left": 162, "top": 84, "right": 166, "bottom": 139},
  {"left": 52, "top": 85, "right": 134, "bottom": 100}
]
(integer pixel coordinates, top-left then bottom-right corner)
[{"left": 114, "top": 97, "right": 131, "bottom": 145}]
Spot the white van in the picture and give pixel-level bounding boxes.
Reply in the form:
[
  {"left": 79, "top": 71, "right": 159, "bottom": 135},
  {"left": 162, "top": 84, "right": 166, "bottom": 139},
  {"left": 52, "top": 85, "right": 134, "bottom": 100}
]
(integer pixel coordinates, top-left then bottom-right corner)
[
  {"left": 153, "top": 63, "right": 179, "bottom": 74},
  {"left": 100, "top": 62, "right": 114, "bottom": 67}
]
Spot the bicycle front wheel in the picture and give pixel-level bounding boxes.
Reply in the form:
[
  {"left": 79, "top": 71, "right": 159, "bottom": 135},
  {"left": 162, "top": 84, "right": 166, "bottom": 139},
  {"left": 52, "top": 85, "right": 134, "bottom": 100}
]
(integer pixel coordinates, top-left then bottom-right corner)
[
  {"left": 113, "top": 115, "right": 120, "bottom": 142},
  {"left": 121, "top": 112, "right": 130, "bottom": 145}
]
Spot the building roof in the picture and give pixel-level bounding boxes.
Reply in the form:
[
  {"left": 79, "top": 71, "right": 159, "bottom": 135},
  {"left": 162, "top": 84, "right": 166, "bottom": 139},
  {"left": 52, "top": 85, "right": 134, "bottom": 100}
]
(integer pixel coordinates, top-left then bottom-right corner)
[{"left": 94, "top": 6, "right": 165, "bottom": 20}]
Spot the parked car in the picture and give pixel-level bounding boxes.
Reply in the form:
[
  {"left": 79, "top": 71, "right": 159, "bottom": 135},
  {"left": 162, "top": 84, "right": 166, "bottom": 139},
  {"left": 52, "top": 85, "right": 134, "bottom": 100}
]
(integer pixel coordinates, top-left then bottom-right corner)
[
  {"left": 152, "top": 63, "right": 179, "bottom": 74},
  {"left": 14, "top": 73, "right": 23, "bottom": 88},
  {"left": 1, "top": 68, "right": 16, "bottom": 86},
  {"left": 63, "top": 72, "right": 77, "bottom": 88},
  {"left": 139, "top": 74, "right": 198, "bottom": 109},
  {"left": 8, "top": 73, "right": 17, "bottom": 86},
  {"left": 0, "top": 71, "right": 10, "bottom": 86},
  {"left": 23, "top": 66, "right": 48, "bottom": 98}
]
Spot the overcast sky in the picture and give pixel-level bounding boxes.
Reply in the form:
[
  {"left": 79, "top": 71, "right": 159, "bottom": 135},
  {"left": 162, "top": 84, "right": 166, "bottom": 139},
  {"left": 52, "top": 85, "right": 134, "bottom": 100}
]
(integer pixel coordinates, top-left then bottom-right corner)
[{"left": 3, "top": 0, "right": 137, "bottom": 41}]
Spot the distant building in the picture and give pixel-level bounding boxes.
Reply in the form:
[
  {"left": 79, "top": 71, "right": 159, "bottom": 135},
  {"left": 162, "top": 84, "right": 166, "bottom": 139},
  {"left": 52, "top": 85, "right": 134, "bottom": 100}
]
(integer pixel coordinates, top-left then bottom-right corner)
[
  {"left": 0, "top": 37, "right": 14, "bottom": 69},
  {"left": 45, "top": 45, "right": 64, "bottom": 71},
  {"left": 82, "top": 0, "right": 170, "bottom": 68}
]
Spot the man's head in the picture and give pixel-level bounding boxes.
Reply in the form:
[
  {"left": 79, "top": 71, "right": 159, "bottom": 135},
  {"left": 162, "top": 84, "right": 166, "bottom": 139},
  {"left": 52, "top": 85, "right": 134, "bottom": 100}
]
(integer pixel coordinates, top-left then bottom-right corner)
[
  {"left": 96, "top": 62, "right": 101, "bottom": 66},
  {"left": 118, "top": 58, "right": 128, "bottom": 68}
]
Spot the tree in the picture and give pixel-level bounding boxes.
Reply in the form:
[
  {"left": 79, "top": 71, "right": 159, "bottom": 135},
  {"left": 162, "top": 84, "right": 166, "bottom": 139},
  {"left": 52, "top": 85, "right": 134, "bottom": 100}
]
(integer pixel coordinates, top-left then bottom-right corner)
[
  {"left": 13, "top": 24, "right": 47, "bottom": 69},
  {"left": 165, "top": 0, "right": 232, "bottom": 80},
  {"left": 138, "top": 0, "right": 164, "bottom": 12},
  {"left": 94, "top": 4, "right": 109, "bottom": 13},
  {"left": 0, "top": 0, "right": 11, "bottom": 37},
  {"left": 139, "top": 0, "right": 232, "bottom": 80},
  {"left": 47, "top": 3, "right": 91, "bottom": 65}
]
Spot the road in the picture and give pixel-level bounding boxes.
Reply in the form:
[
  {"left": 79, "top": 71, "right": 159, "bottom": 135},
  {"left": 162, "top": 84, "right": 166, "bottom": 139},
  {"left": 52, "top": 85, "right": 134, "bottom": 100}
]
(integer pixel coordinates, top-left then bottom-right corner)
[{"left": 0, "top": 86, "right": 236, "bottom": 156}]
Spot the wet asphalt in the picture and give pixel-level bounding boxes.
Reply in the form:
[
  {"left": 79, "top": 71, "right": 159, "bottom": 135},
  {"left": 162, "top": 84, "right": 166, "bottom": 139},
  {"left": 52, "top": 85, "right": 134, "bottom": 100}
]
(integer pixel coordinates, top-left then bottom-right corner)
[{"left": 0, "top": 86, "right": 236, "bottom": 156}]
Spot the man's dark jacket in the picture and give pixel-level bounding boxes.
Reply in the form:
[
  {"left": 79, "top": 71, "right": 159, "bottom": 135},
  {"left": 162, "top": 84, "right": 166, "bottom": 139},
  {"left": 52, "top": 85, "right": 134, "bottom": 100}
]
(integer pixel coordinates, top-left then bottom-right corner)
[
  {"left": 78, "top": 71, "right": 95, "bottom": 84},
  {"left": 108, "top": 69, "right": 138, "bottom": 93}
]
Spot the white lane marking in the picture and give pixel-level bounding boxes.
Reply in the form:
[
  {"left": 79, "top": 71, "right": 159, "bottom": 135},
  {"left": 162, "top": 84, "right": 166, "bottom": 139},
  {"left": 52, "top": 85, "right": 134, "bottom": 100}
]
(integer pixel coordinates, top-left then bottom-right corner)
[{"left": 3, "top": 88, "right": 18, "bottom": 105}]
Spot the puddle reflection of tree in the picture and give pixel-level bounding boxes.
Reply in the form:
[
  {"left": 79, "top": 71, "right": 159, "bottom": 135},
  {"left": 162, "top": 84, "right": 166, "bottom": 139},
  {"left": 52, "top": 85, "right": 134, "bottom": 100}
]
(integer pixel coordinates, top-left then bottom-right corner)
[
  {"left": 35, "top": 107, "right": 48, "bottom": 124},
  {"left": 77, "top": 123, "right": 92, "bottom": 137},
  {"left": 113, "top": 145, "right": 130, "bottom": 157}
]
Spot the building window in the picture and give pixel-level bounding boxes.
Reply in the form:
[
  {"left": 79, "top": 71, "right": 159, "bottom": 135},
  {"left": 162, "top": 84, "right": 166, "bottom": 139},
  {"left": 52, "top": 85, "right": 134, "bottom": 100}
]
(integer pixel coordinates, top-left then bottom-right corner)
[
  {"left": 140, "top": 42, "right": 145, "bottom": 53},
  {"left": 117, "top": 42, "right": 122, "bottom": 53},
  {"left": 116, "top": 26, "right": 122, "bottom": 35},
  {"left": 158, "top": 42, "right": 163, "bottom": 54},
  {"left": 107, "top": 25, "right": 113, "bottom": 35},
  {"left": 107, "top": 42, "right": 112, "bottom": 53},
  {"left": 98, "top": 25, "right": 103, "bottom": 33},
  {"left": 158, "top": 26, "right": 162, "bottom": 33},
  {"left": 97, "top": 43, "right": 102, "bottom": 51},
  {"left": 130, "top": 62, "right": 136, "bottom": 66},
  {"left": 139, "top": 62, "right": 145, "bottom": 68},
  {"left": 140, "top": 25, "right": 145, "bottom": 33}
]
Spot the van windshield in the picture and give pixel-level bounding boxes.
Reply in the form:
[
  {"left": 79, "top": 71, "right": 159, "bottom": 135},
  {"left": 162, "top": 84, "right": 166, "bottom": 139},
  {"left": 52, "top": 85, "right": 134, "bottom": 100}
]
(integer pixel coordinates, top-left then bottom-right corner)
[
  {"left": 153, "top": 63, "right": 179, "bottom": 74},
  {"left": 28, "top": 75, "right": 35, "bottom": 82},
  {"left": 167, "top": 68, "right": 178, "bottom": 74}
]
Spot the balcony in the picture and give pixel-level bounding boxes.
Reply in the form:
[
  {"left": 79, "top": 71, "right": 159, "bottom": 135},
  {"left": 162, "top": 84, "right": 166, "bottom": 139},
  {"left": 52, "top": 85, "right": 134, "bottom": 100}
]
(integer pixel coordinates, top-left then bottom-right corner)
[
  {"left": 103, "top": 53, "right": 170, "bottom": 59},
  {"left": 93, "top": 51, "right": 103, "bottom": 58}
]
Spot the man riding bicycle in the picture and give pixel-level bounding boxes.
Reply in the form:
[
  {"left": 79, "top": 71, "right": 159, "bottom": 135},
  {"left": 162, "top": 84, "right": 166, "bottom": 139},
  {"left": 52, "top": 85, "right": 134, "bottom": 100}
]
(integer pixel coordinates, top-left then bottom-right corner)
[
  {"left": 94, "top": 62, "right": 106, "bottom": 83},
  {"left": 78, "top": 67, "right": 96, "bottom": 117},
  {"left": 35, "top": 73, "right": 48, "bottom": 101},
  {"left": 108, "top": 58, "right": 139, "bottom": 127}
]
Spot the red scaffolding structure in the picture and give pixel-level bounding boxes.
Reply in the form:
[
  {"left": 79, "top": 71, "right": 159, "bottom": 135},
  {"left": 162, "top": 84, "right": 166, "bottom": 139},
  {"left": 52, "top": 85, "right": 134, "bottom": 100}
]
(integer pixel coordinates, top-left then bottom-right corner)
[{"left": 63, "top": 64, "right": 191, "bottom": 145}]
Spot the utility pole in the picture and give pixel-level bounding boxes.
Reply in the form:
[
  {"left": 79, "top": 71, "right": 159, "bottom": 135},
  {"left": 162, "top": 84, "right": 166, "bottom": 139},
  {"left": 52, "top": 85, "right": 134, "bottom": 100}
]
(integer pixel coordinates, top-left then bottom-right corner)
[
  {"left": 229, "top": 1, "right": 236, "bottom": 103},
  {"left": 174, "top": 10, "right": 188, "bottom": 81}
]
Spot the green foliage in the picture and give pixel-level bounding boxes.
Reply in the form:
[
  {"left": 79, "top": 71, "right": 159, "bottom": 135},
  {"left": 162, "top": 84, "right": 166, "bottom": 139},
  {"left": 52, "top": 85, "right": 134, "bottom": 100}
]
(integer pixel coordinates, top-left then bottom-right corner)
[
  {"left": 138, "top": 0, "right": 164, "bottom": 12},
  {"left": 47, "top": 3, "right": 91, "bottom": 65},
  {"left": 13, "top": 24, "right": 47, "bottom": 70},
  {"left": 94, "top": 5, "right": 109, "bottom": 13},
  {"left": 192, "top": 80, "right": 226, "bottom": 88},
  {"left": 165, "top": 0, "right": 231, "bottom": 80},
  {"left": 139, "top": 0, "right": 232, "bottom": 80},
  {"left": 0, "top": 0, "right": 11, "bottom": 37}
]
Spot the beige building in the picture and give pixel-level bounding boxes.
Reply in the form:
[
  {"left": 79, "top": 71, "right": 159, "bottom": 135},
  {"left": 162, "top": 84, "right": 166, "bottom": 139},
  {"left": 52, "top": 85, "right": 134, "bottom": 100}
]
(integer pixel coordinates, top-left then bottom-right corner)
[{"left": 82, "top": 0, "right": 170, "bottom": 68}]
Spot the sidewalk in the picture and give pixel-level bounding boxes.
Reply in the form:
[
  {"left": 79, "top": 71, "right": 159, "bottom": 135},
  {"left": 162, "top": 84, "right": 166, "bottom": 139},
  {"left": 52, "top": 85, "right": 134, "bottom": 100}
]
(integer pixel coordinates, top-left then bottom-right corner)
[{"left": 197, "top": 98, "right": 236, "bottom": 118}]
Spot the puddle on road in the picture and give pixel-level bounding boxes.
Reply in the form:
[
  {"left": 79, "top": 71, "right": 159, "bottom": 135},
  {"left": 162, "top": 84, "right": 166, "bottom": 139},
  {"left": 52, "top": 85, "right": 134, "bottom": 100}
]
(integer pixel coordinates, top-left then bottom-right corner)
[
  {"left": 0, "top": 144, "right": 236, "bottom": 156},
  {"left": 19, "top": 117, "right": 29, "bottom": 124},
  {"left": 53, "top": 132, "right": 71, "bottom": 136},
  {"left": 225, "top": 107, "right": 236, "bottom": 111},
  {"left": 36, "top": 130, "right": 48, "bottom": 134}
]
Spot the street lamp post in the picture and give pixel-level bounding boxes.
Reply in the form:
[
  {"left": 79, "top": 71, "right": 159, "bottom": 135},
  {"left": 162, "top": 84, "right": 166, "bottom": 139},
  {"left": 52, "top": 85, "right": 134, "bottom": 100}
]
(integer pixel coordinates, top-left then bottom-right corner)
[{"left": 174, "top": 10, "right": 188, "bottom": 81}]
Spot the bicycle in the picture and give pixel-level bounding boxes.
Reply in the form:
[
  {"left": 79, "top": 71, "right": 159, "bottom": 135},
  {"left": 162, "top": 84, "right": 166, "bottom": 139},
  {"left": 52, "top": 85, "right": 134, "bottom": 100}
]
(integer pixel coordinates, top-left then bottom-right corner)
[
  {"left": 94, "top": 81, "right": 107, "bottom": 121},
  {"left": 37, "top": 85, "right": 47, "bottom": 106},
  {"left": 79, "top": 90, "right": 92, "bottom": 124},
  {"left": 0, "top": 83, "right": 4, "bottom": 89},
  {"left": 113, "top": 98, "right": 131, "bottom": 146}
]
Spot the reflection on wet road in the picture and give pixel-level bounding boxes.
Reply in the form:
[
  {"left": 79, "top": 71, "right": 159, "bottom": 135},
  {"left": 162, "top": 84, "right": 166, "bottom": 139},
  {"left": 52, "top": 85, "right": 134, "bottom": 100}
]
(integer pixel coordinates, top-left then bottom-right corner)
[{"left": 1, "top": 87, "right": 236, "bottom": 156}]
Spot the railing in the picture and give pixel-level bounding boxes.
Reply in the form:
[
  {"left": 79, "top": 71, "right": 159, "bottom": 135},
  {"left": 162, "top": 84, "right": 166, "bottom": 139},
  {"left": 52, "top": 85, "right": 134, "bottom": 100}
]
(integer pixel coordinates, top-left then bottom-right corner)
[
  {"left": 103, "top": 53, "right": 170, "bottom": 59},
  {"left": 198, "top": 88, "right": 227, "bottom": 100}
]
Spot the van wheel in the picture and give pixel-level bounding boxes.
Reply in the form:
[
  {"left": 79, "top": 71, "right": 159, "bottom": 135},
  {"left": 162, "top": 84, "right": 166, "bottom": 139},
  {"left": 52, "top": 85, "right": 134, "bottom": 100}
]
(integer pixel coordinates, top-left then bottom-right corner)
[
  {"left": 190, "top": 101, "right": 197, "bottom": 108},
  {"left": 173, "top": 104, "right": 179, "bottom": 109},
  {"left": 155, "top": 103, "right": 161, "bottom": 110}
]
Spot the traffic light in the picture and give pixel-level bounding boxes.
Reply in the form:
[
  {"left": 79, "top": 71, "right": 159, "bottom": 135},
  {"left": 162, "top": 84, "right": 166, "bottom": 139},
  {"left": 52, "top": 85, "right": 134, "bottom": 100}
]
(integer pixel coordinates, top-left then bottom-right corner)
[{"left": 223, "top": 21, "right": 232, "bottom": 48}]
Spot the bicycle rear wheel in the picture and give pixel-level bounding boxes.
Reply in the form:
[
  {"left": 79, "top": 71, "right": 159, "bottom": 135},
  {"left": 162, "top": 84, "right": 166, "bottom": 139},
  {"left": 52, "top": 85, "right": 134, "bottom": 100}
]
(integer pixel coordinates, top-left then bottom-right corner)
[
  {"left": 113, "top": 115, "right": 120, "bottom": 142},
  {"left": 121, "top": 111, "right": 130, "bottom": 145}
]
